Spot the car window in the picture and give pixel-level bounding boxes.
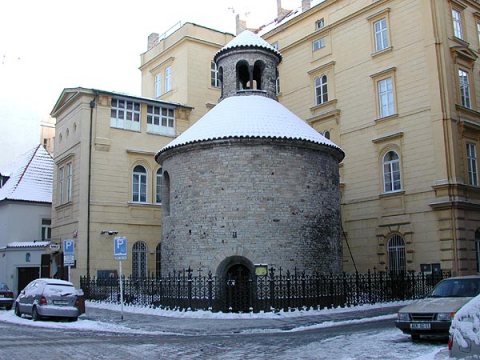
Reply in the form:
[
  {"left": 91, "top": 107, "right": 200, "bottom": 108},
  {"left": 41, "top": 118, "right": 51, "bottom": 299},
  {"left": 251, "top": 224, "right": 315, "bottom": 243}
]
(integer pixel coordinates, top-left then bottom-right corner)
[
  {"left": 44, "top": 284, "right": 76, "bottom": 295},
  {"left": 430, "top": 278, "right": 480, "bottom": 297},
  {"left": 0, "top": 283, "right": 8, "bottom": 291}
]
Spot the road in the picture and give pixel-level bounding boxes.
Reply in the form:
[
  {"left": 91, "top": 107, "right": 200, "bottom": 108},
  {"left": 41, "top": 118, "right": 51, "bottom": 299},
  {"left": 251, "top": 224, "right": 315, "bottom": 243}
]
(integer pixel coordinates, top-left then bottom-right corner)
[{"left": 0, "top": 317, "right": 447, "bottom": 360}]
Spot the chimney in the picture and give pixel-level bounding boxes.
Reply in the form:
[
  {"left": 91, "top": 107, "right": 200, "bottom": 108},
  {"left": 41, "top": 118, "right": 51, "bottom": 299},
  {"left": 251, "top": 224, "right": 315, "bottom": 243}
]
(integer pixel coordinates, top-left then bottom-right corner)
[
  {"left": 302, "top": 0, "right": 311, "bottom": 12},
  {"left": 147, "top": 33, "right": 159, "bottom": 50},
  {"left": 236, "top": 14, "right": 247, "bottom": 35},
  {"left": 276, "top": 0, "right": 291, "bottom": 19}
]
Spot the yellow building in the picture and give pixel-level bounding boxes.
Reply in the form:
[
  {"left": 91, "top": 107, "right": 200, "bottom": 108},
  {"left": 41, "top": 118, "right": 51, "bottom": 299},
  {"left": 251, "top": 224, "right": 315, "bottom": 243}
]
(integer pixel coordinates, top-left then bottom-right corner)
[
  {"left": 142, "top": 0, "right": 480, "bottom": 275},
  {"left": 50, "top": 88, "right": 191, "bottom": 284}
]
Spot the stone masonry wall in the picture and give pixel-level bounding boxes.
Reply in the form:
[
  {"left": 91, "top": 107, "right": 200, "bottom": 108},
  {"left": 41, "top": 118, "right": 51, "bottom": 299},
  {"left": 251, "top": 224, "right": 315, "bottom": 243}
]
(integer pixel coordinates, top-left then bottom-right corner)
[{"left": 160, "top": 139, "right": 342, "bottom": 276}]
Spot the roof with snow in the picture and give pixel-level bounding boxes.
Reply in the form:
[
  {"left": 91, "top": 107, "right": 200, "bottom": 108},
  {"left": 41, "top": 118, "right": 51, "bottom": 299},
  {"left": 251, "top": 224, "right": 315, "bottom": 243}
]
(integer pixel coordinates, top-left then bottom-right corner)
[
  {"left": 214, "top": 30, "right": 282, "bottom": 61},
  {"left": 156, "top": 95, "right": 343, "bottom": 159},
  {"left": 5, "top": 241, "right": 51, "bottom": 249},
  {"left": 0, "top": 145, "right": 53, "bottom": 204}
]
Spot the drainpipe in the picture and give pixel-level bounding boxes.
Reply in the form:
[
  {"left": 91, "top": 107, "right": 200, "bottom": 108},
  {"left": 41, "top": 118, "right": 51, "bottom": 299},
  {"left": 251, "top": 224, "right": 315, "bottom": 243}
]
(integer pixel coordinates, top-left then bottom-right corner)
[{"left": 87, "top": 93, "right": 97, "bottom": 278}]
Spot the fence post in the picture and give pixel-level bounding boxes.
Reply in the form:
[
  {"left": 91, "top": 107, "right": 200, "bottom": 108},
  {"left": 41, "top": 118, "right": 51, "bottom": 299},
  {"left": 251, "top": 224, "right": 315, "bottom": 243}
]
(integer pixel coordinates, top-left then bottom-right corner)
[
  {"left": 207, "top": 271, "right": 213, "bottom": 311},
  {"left": 187, "top": 267, "right": 193, "bottom": 310},
  {"left": 367, "top": 269, "right": 372, "bottom": 304}
]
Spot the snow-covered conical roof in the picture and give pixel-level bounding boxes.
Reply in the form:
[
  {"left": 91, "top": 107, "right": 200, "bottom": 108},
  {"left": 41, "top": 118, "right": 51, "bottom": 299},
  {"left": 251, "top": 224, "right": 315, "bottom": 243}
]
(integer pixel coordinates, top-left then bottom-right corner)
[
  {"left": 156, "top": 95, "right": 343, "bottom": 160},
  {"left": 214, "top": 30, "right": 282, "bottom": 62}
]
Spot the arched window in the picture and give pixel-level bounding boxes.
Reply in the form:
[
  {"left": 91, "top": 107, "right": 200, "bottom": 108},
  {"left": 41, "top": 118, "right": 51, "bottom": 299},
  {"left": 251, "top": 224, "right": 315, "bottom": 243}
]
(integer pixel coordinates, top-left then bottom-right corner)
[
  {"left": 132, "top": 165, "right": 147, "bottom": 203},
  {"left": 163, "top": 171, "right": 171, "bottom": 216},
  {"left": 132, "top": 241, "right": 147, "bottom": 279},
  {"left": 156, "top": 243, "right": 161, "bottom": 278},
  {"left": 383, "top": 151, "right": 401, "bottom": 193},
  {"left": 156, "top": 168, "right": 163, "bottom": 204},
  {"left": 236, "top": 61, "right": 250, "bottom": 90},
  {"left": 475, "top": 229, "right": 480, "bottom": 273},
  {"left": 315, "top": 75, "right": 328, "bottom": 105},
  {"left": 253, "top": 60, "right": 265, "bottom": 90},
  {"left": 388, "top": 234, "right": 406, "bottom": 274}
]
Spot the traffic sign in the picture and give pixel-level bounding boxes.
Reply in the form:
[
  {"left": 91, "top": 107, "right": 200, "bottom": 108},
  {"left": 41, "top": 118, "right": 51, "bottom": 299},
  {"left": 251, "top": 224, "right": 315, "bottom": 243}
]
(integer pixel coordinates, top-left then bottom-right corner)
[
  {"left": 63, "top": 239, "right": 75, "bottom": 266},
  {"left": 114, "top": 236, "right": 127, "bottom": 260}
]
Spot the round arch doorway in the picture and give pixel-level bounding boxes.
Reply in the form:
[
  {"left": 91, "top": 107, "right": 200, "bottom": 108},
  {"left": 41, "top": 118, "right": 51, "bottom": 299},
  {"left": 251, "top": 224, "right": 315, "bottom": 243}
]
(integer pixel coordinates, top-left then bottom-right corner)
[{"left": 217, "top": 256, "right": 254, "bottom": 312}]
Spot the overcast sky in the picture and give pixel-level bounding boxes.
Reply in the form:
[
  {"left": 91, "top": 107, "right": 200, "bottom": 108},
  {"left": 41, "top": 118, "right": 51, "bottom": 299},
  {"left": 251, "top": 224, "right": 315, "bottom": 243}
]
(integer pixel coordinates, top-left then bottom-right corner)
[{"left": 0, "top": 0, "right": 303, "bottom": 167}]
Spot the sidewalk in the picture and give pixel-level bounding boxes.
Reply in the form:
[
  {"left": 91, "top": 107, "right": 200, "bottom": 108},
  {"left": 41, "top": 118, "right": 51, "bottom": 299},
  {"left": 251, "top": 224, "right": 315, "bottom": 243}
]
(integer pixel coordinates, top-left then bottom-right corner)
[{"left": 82, "top": 302, "right": 405, "bottom": 335}]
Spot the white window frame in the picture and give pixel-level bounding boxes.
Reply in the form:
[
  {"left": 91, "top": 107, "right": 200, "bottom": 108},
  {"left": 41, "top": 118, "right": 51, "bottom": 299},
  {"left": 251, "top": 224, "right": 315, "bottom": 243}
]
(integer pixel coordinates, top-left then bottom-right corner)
[
  {"left": 155, "top": 74, "right": 162, "bottom": 97},
  {"left": 110, "top": 98, "right": 141, "bottom": 131},
  {"left": 132, "top": 165, "right": 147, "bottom": 203},
  {"left": 452, "top": 8, "right": 463, "bottom": 39},
  {"left": 211, "top": 61, "right": 220, "bottom": 88},
  {"left": 312, "top": 37, "right": 326, "bottom": 52},
  {"left": 66, "top": 162, "right": 72, "bottom": 202},
  {"left": 147, "top": 105, "right": 175, "bottom": 136},
  {"left": 165, "top": 66, "right": 172, "bottom": 93},
  {"left": 314, "top": 75, "right": 328, "bottom": 105},
  {"left": 41, "top": 219, "right": 51, "bottom": 240},
  {"left": 377, "top": 77, "right": 395, "bottom": 118},
  {"left": 374, "top": 18, "right": 389, "bottom": 52},
  {"left": 383, "top": 150, "right": 402, "bottom": 193},
  {"left": 467, "top": 143, "right": 478, "bottom": 186},
  {"left": 459, "top": 69, "right": 471, "bottom": 109}
]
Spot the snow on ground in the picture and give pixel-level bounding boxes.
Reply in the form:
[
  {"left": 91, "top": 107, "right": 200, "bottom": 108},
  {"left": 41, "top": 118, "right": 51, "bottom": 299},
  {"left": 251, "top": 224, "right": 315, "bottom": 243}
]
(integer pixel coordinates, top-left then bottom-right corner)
[{"left": 85, "top": 299, "right": 414, "bottom": 319}]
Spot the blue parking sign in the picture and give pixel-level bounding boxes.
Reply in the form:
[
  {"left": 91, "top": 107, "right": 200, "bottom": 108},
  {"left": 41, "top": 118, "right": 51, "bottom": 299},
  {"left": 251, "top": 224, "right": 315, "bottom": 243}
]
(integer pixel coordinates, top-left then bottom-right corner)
[
  {"left": 63, "top": 239, "right": 75, "bottom": 266},
  {"left": 114, "top": 236, "right": 128, "bottom": 260}
]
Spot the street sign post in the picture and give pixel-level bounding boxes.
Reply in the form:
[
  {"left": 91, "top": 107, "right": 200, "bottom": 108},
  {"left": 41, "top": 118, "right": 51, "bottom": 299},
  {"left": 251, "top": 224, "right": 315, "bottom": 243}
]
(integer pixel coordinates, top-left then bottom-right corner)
[
  {"left": 113, "top": 236, "right": 127, "bottom": 320},
  {"left": 63, "top": 239, "right": 75, "bottom": 281}
]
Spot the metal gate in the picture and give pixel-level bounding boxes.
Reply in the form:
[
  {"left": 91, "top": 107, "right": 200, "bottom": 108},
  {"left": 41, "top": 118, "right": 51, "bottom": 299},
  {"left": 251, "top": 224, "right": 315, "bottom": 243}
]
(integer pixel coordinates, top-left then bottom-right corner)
[{"left": 225, "top": 264, "right": 251, "bottom": 312}]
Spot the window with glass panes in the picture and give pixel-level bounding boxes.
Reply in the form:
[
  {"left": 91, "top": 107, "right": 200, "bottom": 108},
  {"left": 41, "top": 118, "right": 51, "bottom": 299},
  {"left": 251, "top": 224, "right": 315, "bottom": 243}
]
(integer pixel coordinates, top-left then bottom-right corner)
[
  {"left": 377, "top": 77, "right": 394, "bottom": 117},
  {"left": 165, "top": 66, "right": 172, "bottom": 92},
  {"left": 132, "top": 165, "right": 147, "bottom": 203},
  {"left": 155, "top": 74, "right": 162, "bottom": 97},
  {"left": 452, "top": 8, "right": 463, "bottom": 39},
  {"left": 383, "top": 151, "right": 401, "bottom": 192},
  {"left": 467, "top": 143, "right": 478, "bottom": 186},
  {"left": 374, "top": 18, "right": 389, "bottom": 52},
  {"left": 312, "top": 38, "right": 326, "bottom": 51},
  {"left": 147, "top": 105, "right": 175, "bottom": 136},
  {"left": 110, "top": 98, "right": 140, "bottom": 131},
  {"left": 41, "top": 219, "right": 51, "bottom": 240},
  {"left": 156, "top": 168, "right": 163, "bottom": 203},
  {"left": 211, "top": 61, "right": 220, "bottom": 87},
  {"left": 459, "top": 69, "right": 471, "bottom": 108},
  {"left": 315, "top": 75, "right": 328, "bottom": 105}
]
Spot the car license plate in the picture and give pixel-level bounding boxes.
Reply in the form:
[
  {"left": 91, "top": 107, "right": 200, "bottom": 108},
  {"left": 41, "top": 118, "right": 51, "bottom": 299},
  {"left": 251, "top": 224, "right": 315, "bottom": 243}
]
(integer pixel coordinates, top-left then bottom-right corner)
[
  {"left": 410, "top": 323, "right": 431, "bottom": 330},
  {"left": 53, "top": 300, "right": 68, "bottom": 305}
]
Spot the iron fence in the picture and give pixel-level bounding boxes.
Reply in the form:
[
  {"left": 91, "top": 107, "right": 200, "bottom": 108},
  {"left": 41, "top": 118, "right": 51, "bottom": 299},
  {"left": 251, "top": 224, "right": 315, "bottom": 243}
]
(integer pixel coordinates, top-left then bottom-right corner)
[{"left": 80, "top": 268, "right": 450, "bottom": 313}]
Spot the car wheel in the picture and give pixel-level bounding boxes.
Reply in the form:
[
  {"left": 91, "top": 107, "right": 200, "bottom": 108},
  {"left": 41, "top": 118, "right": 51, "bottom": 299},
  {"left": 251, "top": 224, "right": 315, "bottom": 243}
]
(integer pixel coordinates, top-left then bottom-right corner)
[
  {"left": 411, "top": 334, "right": 421, "bottom": 341},
  {"left": 14, "top": 304, "right": 21, "bottom": 317},
  {"left": 32, "top": 306, "right": 41, "bottom": 321}
]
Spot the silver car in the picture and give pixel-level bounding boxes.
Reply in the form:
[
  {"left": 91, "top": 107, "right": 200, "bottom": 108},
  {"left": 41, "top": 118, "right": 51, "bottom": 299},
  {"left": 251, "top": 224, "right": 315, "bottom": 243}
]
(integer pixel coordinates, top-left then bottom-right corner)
[
  {"left": 395, "top": 275, "right": 480, "bottom": 340},
  {"left": 14, "top": 278, "right": 84, "bottom": 321}
]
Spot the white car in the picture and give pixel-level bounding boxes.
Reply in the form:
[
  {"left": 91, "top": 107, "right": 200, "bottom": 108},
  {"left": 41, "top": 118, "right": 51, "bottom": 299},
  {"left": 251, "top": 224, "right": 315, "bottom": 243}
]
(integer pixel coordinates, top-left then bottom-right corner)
[
  {"left": 395, "top": 275, "right": 480, "bottom": 340},
  {"left": 449, "top": 292, "right": 480, "bottom": 358}
]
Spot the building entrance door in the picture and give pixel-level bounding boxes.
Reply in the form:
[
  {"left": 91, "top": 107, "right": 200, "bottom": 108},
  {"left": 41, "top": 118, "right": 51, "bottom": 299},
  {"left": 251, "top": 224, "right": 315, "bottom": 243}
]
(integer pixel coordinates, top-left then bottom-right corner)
[
  {"left": 225, "top": 264, "right": 251, "bottom": 312},
  {"left": 17, "top": 267, "right": 39, "bottom": 293}
]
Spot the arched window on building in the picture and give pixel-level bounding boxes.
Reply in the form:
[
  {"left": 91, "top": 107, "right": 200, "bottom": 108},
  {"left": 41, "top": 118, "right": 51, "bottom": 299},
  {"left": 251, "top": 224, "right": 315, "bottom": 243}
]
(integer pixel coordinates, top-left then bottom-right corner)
[
  {"left": 388, "top": 234, "right": 406, "bottom": 274},
  {"left": 315, "top": 75, "right": 328, "bottom": 105},
  {"left": 252, "top": 60, "right": 265, "bottom": 90},
  {"left": 156, "top": 168, "right": 162, "bottom": 204},
  {"left": 163, "top": 171, "right": 170, "bottom": 216},
  {"left": 132, "top": 165, "right": 147, "bottom": 203},
  {"left": 236, "top": 60, "right": 250, "bottom": 90},
  {"left": 132, "top": 241, "right": 147, "bottom": 279},
  {"left": 156, "top": 243, "right": 161, "bottom": 278},
  {"left": 383, "top": 150, "right": 401, "bottom": 193}
]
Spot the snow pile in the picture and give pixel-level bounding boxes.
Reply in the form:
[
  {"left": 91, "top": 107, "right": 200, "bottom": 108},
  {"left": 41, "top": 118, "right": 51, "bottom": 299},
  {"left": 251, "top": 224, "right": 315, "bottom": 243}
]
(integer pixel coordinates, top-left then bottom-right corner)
[{"left": 450, "top": 293, "right": 480, "bottom": 348}]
